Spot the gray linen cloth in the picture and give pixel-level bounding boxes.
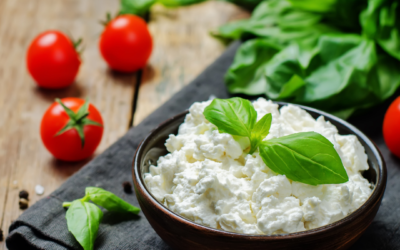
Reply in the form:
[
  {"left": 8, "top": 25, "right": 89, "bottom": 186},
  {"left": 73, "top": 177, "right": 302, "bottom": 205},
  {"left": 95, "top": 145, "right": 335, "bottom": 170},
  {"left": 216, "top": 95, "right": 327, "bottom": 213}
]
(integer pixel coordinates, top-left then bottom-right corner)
[{"left": 6, "top": 42, "right": 400, "bottom": 250}]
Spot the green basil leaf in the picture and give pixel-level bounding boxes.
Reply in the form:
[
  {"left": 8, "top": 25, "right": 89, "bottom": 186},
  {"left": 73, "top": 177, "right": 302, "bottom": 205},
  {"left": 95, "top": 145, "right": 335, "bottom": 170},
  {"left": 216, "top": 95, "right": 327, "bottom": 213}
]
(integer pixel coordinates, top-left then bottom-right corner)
[
  {"left": 217, "top": 19, "right": 249, "bottom": 40},
  {"left": 288, "top": 0, "right": 365, "bottom": 30},
  {"left": 375, "top": 53, "right": 400, "bottom": 100},
  {"left": 262, "top": 45, "right": 308, "bottom": 100},
  {"left": 225, "top": 39, "right": 281, "bottom": 96},
  {"left": 66, "top": 200, "right": 103, "bottom": 250},
  {"left": 360, "top": 0, "right": 400, "bottom": 61},
  {"left": 249, "top": 113, "right": 272, "bottom": 154},
  {"left": 203, "top": 97, "right": 257, "bottom": 138},
  {"left": 218, "top": 0, "right": 337, "bottom": 46},
  {"left": 287, "top": 0, "right": 336, "bottom": 13},
  {"left": 277, "top": 74, "right": 306, "bottom": 99},
  {"left": 259, "top": 132, "right": 348, "bottom": 185},
  {"left": 158, "top": 0, "right": 205, "bottom": 7},
  {"left": 245, "top": 33, "right": 400, "bottom": 116},
  {"left": 86, "top": 187, "right": 140, "bottom": 214},
  {"left": 301, "top": 35, "right": 377, "bottom": 103},
  {"left": 223, "top": 0, "right": 264, "bottom": 10},
  {"left": 120, "top": 0, "right": 156, "bottom": 16},
  {"left": 220, "top": 0, "right": 400, "bottom": 117}
]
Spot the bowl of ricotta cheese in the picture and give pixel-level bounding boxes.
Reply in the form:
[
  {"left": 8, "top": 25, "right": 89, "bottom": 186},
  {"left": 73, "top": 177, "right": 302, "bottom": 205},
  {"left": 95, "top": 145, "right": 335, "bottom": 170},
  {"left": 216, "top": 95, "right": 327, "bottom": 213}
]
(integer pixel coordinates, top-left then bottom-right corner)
[{"left": 132, "top": 98, "right": 386, "bottom": 250}]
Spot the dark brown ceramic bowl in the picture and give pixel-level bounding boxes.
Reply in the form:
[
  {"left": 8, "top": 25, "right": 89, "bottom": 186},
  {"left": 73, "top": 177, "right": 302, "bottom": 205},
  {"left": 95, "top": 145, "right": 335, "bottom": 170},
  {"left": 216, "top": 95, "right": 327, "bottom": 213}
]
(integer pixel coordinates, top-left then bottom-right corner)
[{"left": 132, "top": 102, "right": 387, "bottom": 250}]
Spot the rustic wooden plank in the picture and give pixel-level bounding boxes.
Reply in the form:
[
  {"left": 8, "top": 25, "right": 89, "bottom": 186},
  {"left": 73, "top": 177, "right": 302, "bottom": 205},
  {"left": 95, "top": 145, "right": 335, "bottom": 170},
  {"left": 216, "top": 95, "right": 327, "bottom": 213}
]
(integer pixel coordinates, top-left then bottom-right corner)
[
  {"left": 133, "top": 1, "right": 249, "bottom": 126},
  {"left": 0, "top": 1, "right": 136, "bottom": 248}
]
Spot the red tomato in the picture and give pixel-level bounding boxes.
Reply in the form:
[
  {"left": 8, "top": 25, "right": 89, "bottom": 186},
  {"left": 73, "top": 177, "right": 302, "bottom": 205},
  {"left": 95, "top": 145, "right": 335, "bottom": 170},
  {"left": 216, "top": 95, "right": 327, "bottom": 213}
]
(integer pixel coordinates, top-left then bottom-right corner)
[
  {"left": 40, "top": 98, "right": 104, "bottom": 161},
  {"left": 383, "top": 96, "right": 400, "bottom": 158},
  {"left": 27, "top": 31, "right": 81, "bottom": 89},
  {"left": 99, "top": 14, "right": 152, "bottom": 72}
]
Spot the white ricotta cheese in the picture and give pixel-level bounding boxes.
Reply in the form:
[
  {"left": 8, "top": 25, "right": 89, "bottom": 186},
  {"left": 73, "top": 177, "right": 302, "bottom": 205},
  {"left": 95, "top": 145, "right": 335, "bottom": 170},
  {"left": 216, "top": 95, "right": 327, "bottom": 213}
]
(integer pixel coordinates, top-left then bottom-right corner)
[{"left": 144, "top": 98, "right": 372, "bottom": 235}]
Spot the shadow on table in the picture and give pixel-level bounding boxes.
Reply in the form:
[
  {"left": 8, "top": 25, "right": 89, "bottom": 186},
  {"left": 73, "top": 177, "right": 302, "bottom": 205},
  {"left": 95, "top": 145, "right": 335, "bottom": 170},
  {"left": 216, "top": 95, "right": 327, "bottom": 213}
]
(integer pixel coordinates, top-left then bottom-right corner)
[
  {"left": 94, "top": 212, "right": 145, "bottom": 249},
  {"left": 48, "top": 156, "right": 93, "bottom": 179},
  {"left": 106, "top": 68, "right": 138, "bottom": 87},
  {"left": 34, "top": 81, "right": 85, "bottom": 103},
  {"left": 140, "top": 64, "right": 156, "bottom": 84},
  {"left": 101, "top": 211, "right": 140, "bottom": 226}
]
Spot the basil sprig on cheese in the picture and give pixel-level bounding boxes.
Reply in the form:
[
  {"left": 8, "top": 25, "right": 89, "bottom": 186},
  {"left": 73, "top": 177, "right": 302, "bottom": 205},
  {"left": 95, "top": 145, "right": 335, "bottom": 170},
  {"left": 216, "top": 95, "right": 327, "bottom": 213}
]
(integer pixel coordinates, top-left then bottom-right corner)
[{"left": 203, "top": 97, "right": 348, "bottom": 185}]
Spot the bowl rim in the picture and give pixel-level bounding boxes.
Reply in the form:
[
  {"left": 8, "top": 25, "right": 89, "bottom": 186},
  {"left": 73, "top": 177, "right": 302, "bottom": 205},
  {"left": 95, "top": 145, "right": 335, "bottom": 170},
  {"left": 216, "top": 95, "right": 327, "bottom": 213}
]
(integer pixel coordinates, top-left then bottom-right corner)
[{"left": 133, "top": 101, "right": 387, "bottom": 239}]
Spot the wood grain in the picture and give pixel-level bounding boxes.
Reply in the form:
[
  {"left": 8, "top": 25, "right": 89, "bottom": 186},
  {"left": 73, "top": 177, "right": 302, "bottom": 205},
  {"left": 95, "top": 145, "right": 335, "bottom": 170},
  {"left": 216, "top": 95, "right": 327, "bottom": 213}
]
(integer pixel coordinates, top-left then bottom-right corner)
[
  {"left": 133, "top": 1, "right": 249, "bottom": 125},
  {"left": 0, "top": 1, "right": 137, "bottom": 249}
]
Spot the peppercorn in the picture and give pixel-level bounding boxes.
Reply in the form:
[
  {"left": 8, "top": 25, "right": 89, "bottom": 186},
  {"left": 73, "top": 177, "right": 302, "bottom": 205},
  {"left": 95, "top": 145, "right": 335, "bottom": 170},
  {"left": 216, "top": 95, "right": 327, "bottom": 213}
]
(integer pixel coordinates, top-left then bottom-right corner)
[
  {"left": 19, "top": 198, "right": 29, "bottom": 210},
  {"left": 19, "top": 190, "right": 29, "bottom": 200},
  {"left": 0, "top": 228, "right": 3, "bottom": 242},
  {"left": 122, "top": 181, "right": 132, "bottom": 194}
]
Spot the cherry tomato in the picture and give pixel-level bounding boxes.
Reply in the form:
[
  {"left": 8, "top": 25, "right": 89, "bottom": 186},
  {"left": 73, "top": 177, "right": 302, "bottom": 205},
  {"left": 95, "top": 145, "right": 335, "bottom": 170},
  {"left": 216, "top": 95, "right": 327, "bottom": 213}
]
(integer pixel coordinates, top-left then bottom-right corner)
[
  {"left": 40, "top": 98, "right": 104, "bottom": 161},
  {"left": 27, "top": 31, "right": 81, "bottom": 89},
  {"left": 99, "top": 14, "right": 152, "bottom": 72},
  {"left": 383, "top": 96, "right": 400, "bottom": 158}
]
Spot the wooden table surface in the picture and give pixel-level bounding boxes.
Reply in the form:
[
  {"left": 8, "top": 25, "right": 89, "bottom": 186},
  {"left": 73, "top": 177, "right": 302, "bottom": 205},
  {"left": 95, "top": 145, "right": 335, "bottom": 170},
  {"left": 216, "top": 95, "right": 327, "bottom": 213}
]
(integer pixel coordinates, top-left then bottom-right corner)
[{"left": 0, "top": 0, "right": 247, "bottom": 248}]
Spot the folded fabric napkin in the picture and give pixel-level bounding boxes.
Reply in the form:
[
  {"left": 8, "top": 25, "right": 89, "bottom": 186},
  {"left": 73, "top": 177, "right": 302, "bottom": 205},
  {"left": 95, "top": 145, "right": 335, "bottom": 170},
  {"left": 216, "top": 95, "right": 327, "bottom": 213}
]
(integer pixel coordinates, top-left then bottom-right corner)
[{"left": 6, "top": 41, "right": 400, "bottom": 250}]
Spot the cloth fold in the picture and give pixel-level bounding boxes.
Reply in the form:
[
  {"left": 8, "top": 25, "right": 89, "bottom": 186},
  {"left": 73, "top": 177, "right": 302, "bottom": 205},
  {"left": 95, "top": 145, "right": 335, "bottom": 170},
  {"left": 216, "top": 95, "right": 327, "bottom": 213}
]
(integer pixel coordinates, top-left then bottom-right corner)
[{"left": 6, "top": 41, "right": 400, "bottom": 250}]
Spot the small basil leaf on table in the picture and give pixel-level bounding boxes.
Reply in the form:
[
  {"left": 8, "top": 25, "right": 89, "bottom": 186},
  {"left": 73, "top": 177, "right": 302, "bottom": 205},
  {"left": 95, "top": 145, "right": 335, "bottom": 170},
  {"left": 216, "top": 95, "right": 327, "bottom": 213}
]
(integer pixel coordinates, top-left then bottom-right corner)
[
  {"left": 66, "top": 200, "right": 103, "bottom": 250},
  {"left": 86, "top": 187, "right": 140, "bottom": 214},
  {"left": 258, "top": 131, "right": 348, "bottom": 185},
  {"left": 203, "top": 97, "right": 257, "bottom": 138},
  {"left": 249, "top": 113, "right": 272, "bottom": 154}
]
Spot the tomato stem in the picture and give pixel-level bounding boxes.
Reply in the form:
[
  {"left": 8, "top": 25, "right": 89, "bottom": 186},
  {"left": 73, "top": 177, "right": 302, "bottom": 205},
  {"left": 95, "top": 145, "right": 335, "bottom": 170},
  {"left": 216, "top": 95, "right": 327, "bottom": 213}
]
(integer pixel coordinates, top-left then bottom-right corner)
[
  {"left": 54, "top": 98, "right": 103, "bottom": 148},
  {"left": 73, "top": 38, "right": 82, "bottom": 49},
  {"left": 76, "top": 113, "right": 89, "bottom": 123},
  {"left": 99, "top": 12, "right": 117, "bottom": 26}
]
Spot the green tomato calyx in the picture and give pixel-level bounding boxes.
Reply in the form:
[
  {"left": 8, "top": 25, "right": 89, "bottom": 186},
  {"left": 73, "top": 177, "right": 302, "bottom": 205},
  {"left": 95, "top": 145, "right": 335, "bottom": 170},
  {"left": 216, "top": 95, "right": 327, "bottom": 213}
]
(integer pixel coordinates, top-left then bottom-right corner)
[{"left": 55, "top": 98, "right": 102, "bottom": 148}]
